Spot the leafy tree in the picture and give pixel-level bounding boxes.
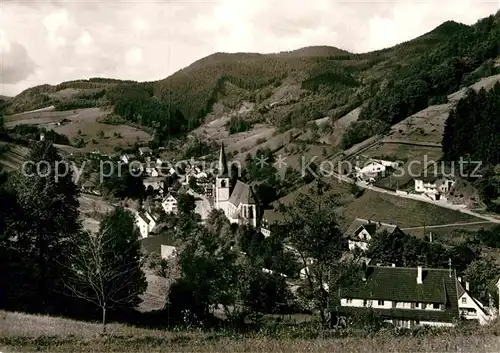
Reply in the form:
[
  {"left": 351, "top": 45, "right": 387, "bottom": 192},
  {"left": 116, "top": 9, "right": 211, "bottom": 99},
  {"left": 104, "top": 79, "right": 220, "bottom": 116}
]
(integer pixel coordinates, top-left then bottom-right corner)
[
  {"left": 9, "top": 141, "right": 81, "bottom": 314},
  {"left": 172, "top": 224, "right": 239, "bottom": 323},
  {"left": 177, "top": 193, "right": 196, "bottom": 215},
  {"left": 65, "top": 209, "right": 147, "bottom": 333},
  {"left": 277, "top": 180, "right": 345, "bottom": 324},
  {"left": 464, "top": 256, "right": 500, "bottom": 305}
]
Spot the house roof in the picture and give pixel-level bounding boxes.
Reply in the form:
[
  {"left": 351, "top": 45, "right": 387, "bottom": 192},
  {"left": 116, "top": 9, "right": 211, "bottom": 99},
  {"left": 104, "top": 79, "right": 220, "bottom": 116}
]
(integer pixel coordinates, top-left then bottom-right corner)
[
  {"left": 139, "top": 147, "right": 152, "bottom": 153},
  {"left": 136, "top": 212, "right": 151, "bottom": 225},
  {"left": 140, "top": 233, "right": 177, "bottom": 254},
  {"left": 344, "top": 218, "right": 400, "bottom": 240},
  {"left": 415, "top": 174, "right": 454, "bottom": 184},
  {"left": 339, "top": 266, "right": 460, "bottom": 323},
  {"left": 229, "top": 180, "right": 256, "bottom": 207}
]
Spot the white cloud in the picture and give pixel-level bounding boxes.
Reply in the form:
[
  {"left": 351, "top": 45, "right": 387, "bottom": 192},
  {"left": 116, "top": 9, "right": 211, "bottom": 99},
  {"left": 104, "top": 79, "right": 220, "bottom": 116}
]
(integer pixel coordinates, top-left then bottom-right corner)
[
  {"left": 125, "top": 47, "right": 143, "bottom": 66},
  {"left": 0, "top": 0, "right": 499, "bottom": 96}
]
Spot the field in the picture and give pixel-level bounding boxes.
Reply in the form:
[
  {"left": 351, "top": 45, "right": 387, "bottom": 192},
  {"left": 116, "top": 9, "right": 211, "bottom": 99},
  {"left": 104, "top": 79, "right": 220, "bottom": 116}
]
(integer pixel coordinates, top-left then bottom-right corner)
[
  {"left": 4, "top": 108, "right": 151, "bottom": 154},
  {"left": 342, "top": 189, "right": 482, "bottom": 229},
  {"left": 1, "top": 310, "right": 500, "bottom": 352},
  {"left": 0, "top": 143, "right": 29, "bottom": 171}
]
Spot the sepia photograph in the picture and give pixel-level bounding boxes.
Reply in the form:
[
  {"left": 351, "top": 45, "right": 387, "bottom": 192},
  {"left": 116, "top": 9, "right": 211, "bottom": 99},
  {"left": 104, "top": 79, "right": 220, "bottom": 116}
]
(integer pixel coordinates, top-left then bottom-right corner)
[{"left": 2, "top": 0, "right": 500, "bottom": 351}]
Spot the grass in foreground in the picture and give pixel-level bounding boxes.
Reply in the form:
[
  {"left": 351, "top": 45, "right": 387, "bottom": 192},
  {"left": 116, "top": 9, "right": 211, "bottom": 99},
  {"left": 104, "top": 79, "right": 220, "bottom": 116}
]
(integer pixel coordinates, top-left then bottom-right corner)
[{"left": 2, "top": 310, "right": 500, "bottom": 352}]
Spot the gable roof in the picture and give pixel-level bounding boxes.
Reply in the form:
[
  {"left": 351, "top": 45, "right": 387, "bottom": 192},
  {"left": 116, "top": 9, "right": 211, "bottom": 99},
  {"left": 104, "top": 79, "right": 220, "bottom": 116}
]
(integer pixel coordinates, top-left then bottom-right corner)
[
  {"left": 136, "top": 212, "right": 150, "bottom": 225},
  {"left": 344, "top": 218, "right": 400, "bottom": 240},
  {"left": 140, "top": 233, "right": 176, "bottom": 254},
  {"left": 139, "top": 147, "right": 152, "bottom": 153},
  {"left": 339, "top": 265, "right": 460, "bottom": 323},
  {"left": 229, "top": 180, "right": 256, "bottom": 207}
]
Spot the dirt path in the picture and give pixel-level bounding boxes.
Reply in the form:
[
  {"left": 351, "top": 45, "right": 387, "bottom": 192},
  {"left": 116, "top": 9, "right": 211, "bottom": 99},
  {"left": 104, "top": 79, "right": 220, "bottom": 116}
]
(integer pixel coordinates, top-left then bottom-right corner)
[
  {"left": 327, "top": 170, "right": 500, "bottom": 224},
  {"left": 381, "top": 139, "right": 442, "bottom": 148},
  {"left": 401, "top": 221, "right": 494, "bottom": 231}
]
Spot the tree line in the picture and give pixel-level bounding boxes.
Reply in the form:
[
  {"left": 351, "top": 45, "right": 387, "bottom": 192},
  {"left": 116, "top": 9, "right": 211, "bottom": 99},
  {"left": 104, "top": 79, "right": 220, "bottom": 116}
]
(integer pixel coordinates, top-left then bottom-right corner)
[{"left": 442, "top": 83, "right": 500, "bottom": 211}]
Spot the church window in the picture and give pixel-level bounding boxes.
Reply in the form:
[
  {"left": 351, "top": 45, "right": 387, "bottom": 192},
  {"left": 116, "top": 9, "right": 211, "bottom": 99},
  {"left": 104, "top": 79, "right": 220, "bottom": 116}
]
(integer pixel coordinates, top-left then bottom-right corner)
[
  {"left": 220, "top": 180, "right": 226, "bottom": 188},
  {"left": 249, "top": 206, "right": 254, "bottom": 219}
]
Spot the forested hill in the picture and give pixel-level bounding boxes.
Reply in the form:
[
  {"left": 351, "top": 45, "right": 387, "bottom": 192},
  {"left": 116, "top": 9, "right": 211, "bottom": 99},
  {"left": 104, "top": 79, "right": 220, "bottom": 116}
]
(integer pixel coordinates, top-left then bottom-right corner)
[{"left": 5, "top": 12, "right": 500, "bottom": 144}]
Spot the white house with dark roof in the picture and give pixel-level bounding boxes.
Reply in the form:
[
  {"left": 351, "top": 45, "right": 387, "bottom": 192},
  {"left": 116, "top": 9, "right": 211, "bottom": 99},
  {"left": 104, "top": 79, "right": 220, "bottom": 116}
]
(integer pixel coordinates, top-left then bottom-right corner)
[
  {"left": 345, "top": 218, "right": 404, "bottom": 251},
  {"left": 161, "top": 193, "right": 178, "bottom": 214},
  {"left": 138, "top": 147, "right": 152, "bottom": 156},
  {"left": 215, "top": 143, "right": 257, "bottom": 227},
  {"left": 414, "top": 176, "right": 455, "bottom": 201},
  {"left": 457, "top": 277, "right": 496, "bottom": 325},
  {"left": 338, "top": 264, "right": 496, "bottom": 328},
  {"left": 135, "top": 210, "right": 159, "bottom": 238},
  {"left": 121, "top": 154, "right": 135, "bottom": 164}
]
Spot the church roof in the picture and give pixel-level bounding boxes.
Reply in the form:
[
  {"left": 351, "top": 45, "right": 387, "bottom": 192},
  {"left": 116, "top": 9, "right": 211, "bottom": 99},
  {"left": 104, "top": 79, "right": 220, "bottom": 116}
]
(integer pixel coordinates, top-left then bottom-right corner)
[
  {"left": 218, "top": 143, "right": 229, "bottom": 177},
  {"left": 229, "top": 180, "right": 256, "bottom": 206}
]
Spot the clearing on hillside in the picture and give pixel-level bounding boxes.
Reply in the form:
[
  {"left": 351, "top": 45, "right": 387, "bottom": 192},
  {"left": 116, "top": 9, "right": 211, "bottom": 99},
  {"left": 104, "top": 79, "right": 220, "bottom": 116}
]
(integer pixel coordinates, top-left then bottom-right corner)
[{"left": 5, "top": 108, "right": 151, "bottom": 154}]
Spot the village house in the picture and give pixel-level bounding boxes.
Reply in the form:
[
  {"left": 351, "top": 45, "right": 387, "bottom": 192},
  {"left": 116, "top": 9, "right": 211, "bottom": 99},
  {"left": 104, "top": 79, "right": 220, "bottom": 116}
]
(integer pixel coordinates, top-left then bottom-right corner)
[
  {"left": 187, "top": 188, "right": 214, "bottom": 222},
  {"left": 354, "top": 161, "right": 386, "bottom": 183},
  {"left": 138, "top": 147, "right": 153, "bottom": 156},
  {"left": 161, "top": 193, "right": 178, "bottom": 214},
  {"left": 143, "top": 177, "right": 165, "bottom": 194},
  {"left": 135, "top": 210, "right": 159, "bottom": 238},
  {"left": 345, "top": 218, "right": 404, "bottom": 251},
  {"left": 414, "top": 176, "right": 455, "bottom": 201},
  {"left": 337, "top": 264, "right": 495, "bottom": 328},
  {"left": 457, "top": 277, "right": 495, "bottom": 325},
  {"left": 140, "top": 234, "right": 177, "bottom": 260},
  {"left": 120, "top": 154, "right": 135, "bottom": 164}
]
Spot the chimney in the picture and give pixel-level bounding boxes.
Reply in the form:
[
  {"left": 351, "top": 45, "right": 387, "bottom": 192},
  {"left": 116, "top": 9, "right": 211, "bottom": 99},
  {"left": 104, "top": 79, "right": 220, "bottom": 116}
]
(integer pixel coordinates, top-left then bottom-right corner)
[
  {"left": 466, "top": 282, "right": 470, "bottom": 291},
  {"left": 417, "top": 266, "right": 423, "bottom": 284},
  {"left": 429, "top": 232, "right": 433, "bottom": 243}
]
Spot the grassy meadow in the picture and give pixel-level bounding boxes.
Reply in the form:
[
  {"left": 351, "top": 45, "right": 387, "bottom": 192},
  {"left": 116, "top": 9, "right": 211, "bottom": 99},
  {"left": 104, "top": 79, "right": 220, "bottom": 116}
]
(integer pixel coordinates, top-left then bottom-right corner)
[{"left": 1, "top": 310, "right": 500, "bottom": 352}]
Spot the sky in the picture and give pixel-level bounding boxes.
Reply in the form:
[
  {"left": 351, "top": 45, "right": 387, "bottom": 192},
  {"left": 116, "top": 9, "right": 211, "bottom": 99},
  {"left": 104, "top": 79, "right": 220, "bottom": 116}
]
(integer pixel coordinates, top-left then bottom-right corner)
[{"left": 1, "top": 0, "right": 499, "bottom": 97}]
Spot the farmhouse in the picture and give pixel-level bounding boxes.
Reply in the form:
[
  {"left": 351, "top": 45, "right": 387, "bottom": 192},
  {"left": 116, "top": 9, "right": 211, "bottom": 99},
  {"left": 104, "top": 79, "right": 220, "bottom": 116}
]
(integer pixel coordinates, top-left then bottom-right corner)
[
  {"left": 414, "top": 176, "right": 455, "bottom": 201},
  {"left": 143, "top": 177, "right": 164, "bottom": 194},
  {"left": 345, "top": 218, "right": 404, "bottom": 251},
  {"left": 140, "top": 233, "right": 177, "bottom": 260},
  {"left": 161, "top": 193, "right": 178, "bottom": 214},
  {"left": 135, "top": 210, "right": 159, "bottom": 238},
  {"left": 354, "top": 161, "right": 386, "bottom": 183},
  {"left": 138, "top": 147, "right": 152, "bottom": 156},
  {"left": 120, "top": 154, "right": 135, "bottom": 164},
  {"left": 338, "top": 265, "right": 493, "bottom": 328},
  {"left": 457, "top": 277, "right": 495, "bottom": 325},
  {"left": 187, "top": 188, "right": 214, "bottom": 222}
]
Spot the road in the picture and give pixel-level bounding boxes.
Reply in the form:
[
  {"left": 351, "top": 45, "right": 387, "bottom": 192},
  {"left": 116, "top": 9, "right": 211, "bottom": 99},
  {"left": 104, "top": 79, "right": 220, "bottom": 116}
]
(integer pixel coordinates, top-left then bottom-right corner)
[
  {"left": 329, "top": 171, "right": 500, "bottom": 224},
  {"left": 380, "top": 139, "right": 442, "bottom": 148},
  {"left": 401, "top": 221, "right": 495, "bottom": 231}
]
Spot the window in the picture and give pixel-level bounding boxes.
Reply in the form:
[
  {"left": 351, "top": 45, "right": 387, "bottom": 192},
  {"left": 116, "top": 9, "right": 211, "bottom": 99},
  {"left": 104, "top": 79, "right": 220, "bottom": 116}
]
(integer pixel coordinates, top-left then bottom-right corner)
[
  {"left": 346, "top": 299, "right": 353, "bottom": 304},
  {"left": 377, "top": 300, "right": 384, "bottom": 306},
  {"left": 433, "top": 303, "right": 440, "bottom": 309},
  {"left": 363, "top": 300, "right": 368, "bottom": 307},
  {"left": 415, "top": 302, "right": 420, "bottom": 309},
  {"left": 462, "top": 297, "right": 467, "bottom": 304}
]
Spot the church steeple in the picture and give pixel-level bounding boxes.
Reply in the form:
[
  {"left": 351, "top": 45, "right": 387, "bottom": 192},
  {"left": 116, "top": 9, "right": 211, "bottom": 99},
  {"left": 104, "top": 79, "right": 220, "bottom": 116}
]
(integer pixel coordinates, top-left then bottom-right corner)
[{"left": 218, "top": 143, "right": 229, "bottom": 177}]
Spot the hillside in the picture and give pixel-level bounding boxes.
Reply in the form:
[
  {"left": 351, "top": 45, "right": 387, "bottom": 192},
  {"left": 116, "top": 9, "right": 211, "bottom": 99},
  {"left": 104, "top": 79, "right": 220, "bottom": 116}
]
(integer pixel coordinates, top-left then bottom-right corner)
[{"left": 6, "top": 15, "right": 484, "bottom": 133}]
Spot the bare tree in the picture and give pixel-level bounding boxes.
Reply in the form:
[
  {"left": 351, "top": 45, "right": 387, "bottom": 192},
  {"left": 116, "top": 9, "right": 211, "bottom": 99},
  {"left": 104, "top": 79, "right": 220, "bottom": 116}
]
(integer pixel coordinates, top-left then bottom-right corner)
[{"left": 64, "top": 225, "right": 146, "bottom": 334}]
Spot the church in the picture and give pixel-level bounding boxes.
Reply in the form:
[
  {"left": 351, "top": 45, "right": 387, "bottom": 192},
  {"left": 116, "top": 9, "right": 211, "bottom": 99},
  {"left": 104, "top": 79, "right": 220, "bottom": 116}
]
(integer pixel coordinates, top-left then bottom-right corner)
[{"left": 213, "top": 143, "right": 258, "bottom": 227}]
